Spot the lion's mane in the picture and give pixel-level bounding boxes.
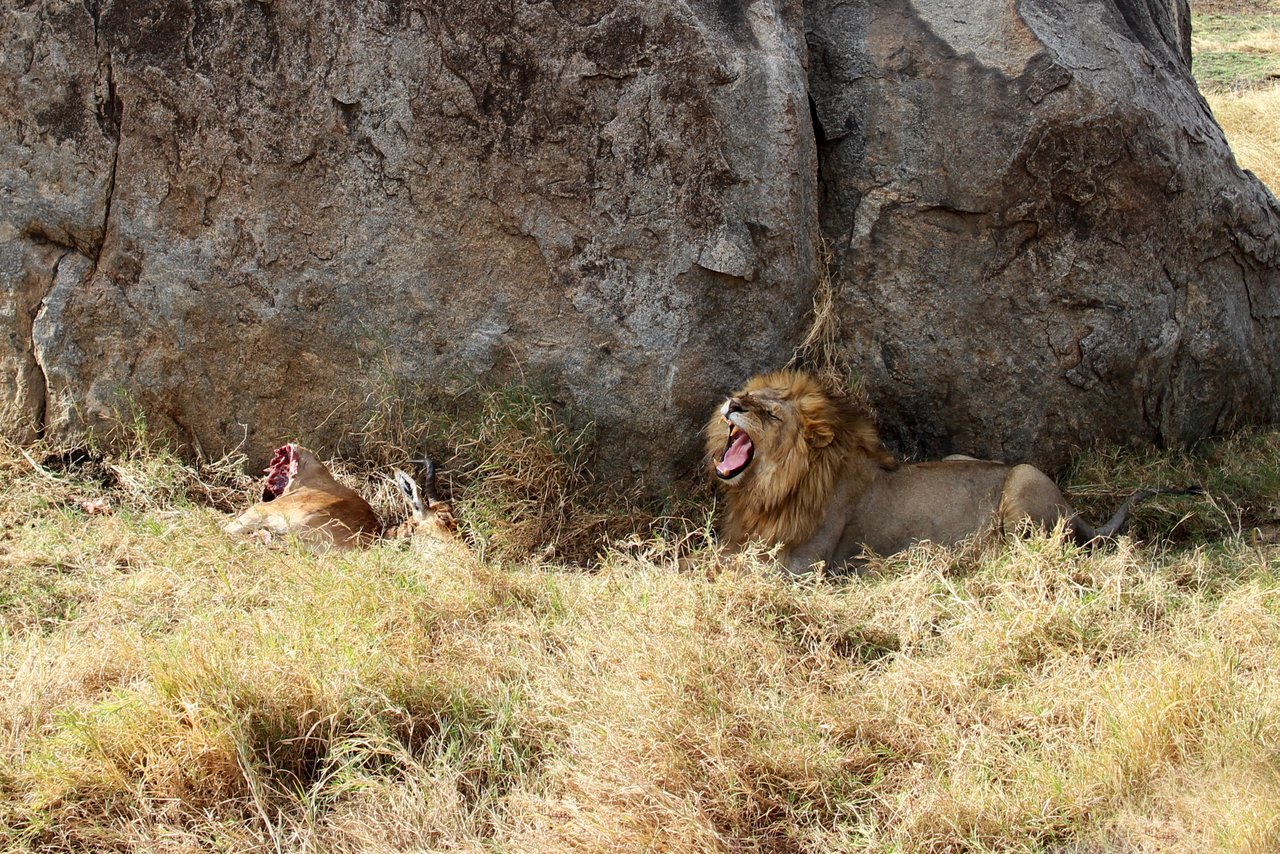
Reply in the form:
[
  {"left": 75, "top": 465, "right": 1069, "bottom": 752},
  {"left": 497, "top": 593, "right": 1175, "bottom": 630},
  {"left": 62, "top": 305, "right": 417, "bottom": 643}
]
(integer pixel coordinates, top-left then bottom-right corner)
[{"left": 706, "top": 370, "right": 897, "bottom": 551}]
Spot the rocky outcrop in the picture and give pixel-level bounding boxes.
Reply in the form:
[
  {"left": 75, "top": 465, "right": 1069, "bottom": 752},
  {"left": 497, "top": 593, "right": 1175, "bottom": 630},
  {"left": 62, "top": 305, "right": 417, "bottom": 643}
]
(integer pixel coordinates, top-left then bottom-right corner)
[
  {"left": 808, "top": 0, "right": 1280, "bottom": 466},
  {"left": 2, "top": 0, "right": 817, "bottom": 481},
  {"left": 3, "top": 0, "right": 1280, "bottom": 482}
]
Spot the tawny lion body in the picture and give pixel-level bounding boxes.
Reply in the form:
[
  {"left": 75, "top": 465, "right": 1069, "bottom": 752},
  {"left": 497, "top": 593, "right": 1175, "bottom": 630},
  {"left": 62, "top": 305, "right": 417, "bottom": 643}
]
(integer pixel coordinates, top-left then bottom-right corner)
[
  {"left": 707, "top": 370, "right": 1190, "bottom": 575},
  {"left": 225, "top": 444, "right": 381, "bottom": 550}
]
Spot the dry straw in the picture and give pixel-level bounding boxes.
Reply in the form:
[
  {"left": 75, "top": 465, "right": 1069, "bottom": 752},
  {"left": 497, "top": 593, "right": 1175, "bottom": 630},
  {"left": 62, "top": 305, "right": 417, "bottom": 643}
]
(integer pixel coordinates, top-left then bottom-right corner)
[
  {"left": 1207, "top": 83, "right": 1280, "bottom": 191},
  {"left": 1, "top": 409, "right": 1278, "bottom": 851}
]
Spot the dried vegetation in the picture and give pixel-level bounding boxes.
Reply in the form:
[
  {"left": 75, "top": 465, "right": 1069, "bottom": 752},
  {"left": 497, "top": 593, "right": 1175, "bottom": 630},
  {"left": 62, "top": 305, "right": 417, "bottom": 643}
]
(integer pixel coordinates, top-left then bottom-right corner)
[
  {"left": 1194, "top": 2, "right": 1280, "bottom": 188},
  {"left": 1, "top": 383, "right": 1279, "bottom": 851},
  {"left": 0, "top": 7, "right": 1278, "bottom": 850}
]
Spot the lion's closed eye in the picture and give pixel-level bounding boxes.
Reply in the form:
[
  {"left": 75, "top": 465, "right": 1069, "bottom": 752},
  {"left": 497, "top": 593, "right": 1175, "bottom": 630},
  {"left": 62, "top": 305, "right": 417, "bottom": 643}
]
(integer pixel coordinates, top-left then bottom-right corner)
[{"left": 746, "top": 395, "right": 783, "bottom": 421}]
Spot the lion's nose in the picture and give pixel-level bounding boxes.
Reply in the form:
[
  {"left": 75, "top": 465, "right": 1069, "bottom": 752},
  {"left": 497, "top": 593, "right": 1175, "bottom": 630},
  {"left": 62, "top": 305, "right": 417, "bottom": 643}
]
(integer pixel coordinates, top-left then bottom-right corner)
[{"left": 726, "top": 398, "right": 744, "bottom": 415}]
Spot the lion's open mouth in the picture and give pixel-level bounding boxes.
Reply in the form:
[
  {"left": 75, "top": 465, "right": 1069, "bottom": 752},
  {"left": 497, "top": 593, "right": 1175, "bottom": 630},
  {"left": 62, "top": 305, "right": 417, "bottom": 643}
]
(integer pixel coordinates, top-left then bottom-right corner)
[
  {"left": 717, "top": 426, "right": 754, "bottom": 479},
  {"left": 261, "top": 444, "right": 299, "bottom": 502}
]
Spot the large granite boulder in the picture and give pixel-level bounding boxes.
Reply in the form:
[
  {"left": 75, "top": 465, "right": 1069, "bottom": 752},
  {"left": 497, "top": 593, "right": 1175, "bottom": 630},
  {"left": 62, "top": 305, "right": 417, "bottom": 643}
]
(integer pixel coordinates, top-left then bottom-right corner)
[
  {"left": 808, "top": 0, "right": 1280, "bottom": 466},
  {"left": 2, "top": 0, "right": 817, "bottom": 481},
  {"left": 3, "top": 0, "right": 1279, "bottom": 483}
]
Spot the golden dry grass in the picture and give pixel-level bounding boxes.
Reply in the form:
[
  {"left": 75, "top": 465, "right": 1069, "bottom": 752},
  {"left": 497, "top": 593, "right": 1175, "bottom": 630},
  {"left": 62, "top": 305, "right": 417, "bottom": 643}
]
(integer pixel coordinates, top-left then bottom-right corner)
[
  {"left": 3, "top": 10, "right": 1277, "bottom": 848},
  {"left": 1205, "top": 84, "right": 1280, "bottom": 190},
  {"left": 1195, "top": 1, "right": 1280, "bottom": 13},
  {"left": 1192, "top": 20, "right": 1280, "bottom": 59},
  {"left": 2, "top": 413, "right": 1279, "bottom": 852},
  {"left": 1191, "top": 2, "right": 1280, "bottom": 189}
]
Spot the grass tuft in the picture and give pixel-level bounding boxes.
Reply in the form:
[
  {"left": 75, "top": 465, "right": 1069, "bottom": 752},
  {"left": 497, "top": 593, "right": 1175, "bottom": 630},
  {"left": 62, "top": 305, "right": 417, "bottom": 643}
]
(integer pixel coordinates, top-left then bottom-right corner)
[{"left": 354, "top": 380, "right": 653, "bottom": 565}]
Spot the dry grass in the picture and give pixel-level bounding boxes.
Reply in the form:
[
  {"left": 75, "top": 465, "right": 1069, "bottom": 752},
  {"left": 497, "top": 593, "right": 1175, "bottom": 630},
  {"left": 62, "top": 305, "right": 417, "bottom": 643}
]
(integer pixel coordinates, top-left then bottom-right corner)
[
  {"left": 787, "top": 239, "right": 875, "bottom": 415},
  {"left": 1192, "top": 16, "right": 1280, "bottom": 63},
  {"left": 1064, "top": 429, "right": 1280, "bottom": 547},
  {"left": 353, "top": 381, "right": 655, "bottom": 565},
  {"left": 1197, "top": 1, "right": 1280, "bottom": 13},
  {"left": 1191, "top": 2, "right": 1280, "bottom": 189},
  {"left": 2, "top": 399, "right": 1280, "bottom": 851},
  {"left": 788, "top": 239, "right": 842, "bottom": 387},
  {"left": 1204, "top": 84, "right": 1280, "bottom": 190},
  {"left": 2, "top": 9, "right": 1276, "bottom": 849}
]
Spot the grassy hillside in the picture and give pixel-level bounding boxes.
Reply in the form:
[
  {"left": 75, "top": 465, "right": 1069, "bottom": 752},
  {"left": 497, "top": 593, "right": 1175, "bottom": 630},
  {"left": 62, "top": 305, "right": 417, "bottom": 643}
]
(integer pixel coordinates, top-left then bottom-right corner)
[{"left": 2, "top": 399, "right": 1279, "bottom": 851}]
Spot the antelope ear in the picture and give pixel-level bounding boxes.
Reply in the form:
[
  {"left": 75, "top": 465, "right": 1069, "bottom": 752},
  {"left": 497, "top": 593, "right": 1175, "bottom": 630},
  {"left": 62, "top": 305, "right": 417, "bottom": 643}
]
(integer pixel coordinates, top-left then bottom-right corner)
[{"left": 392, "top": 469, "right": 424, "bottom": 516}]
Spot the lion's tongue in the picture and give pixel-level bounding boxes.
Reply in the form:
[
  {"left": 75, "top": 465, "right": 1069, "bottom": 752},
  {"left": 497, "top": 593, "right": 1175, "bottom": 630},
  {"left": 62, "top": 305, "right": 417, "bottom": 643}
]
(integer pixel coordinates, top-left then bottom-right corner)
[{"left": 718, "top": 432, "right": 752, "bottom": 476}]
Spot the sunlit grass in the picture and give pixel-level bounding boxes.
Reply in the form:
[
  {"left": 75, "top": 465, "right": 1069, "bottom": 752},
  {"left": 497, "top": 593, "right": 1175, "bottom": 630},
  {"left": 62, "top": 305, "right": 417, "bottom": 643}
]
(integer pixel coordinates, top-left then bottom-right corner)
[
  {"left": 2, "top": 402, "right": 1279, "bottom": 851},
  {"left": 1192, "top": 13, "right": 1280, "bottom": 89},
  {"left": 1205, "top": 83, "right": 1280, "bottom": 190},
  {"left": 1192, "top": 5, "right": 1280, "bottom": 190}
]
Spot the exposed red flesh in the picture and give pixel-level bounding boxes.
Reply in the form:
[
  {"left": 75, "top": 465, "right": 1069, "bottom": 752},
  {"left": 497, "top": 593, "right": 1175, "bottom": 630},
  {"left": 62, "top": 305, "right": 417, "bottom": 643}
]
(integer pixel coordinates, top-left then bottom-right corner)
[{"left": 261, "top": 444, "right": 298, "bottom": 501}]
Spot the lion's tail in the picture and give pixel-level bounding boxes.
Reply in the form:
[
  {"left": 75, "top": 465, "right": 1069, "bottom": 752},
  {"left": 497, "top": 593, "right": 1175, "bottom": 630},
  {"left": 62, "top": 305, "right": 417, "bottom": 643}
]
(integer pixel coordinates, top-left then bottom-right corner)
[{"left": 1073, "top": 486, "right": 1204, "bottom": 545}]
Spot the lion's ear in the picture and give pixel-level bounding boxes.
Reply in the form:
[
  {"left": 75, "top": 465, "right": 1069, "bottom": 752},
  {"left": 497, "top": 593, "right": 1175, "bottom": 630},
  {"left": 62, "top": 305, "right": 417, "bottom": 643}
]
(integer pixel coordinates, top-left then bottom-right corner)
[
  {"left": 809, "top": 423, "right": 835, "bottom": 448},
  {"left": 803, "top": 412, "right": 836, "bottom": 448},
  {"left": 798, "top": 394, "right": 838, "bottom": 448}
]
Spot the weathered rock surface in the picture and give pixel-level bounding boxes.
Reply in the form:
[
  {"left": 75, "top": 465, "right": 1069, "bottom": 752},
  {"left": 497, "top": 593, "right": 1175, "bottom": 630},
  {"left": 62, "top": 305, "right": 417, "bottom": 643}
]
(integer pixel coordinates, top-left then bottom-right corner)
[
  {"left": 808, "top": 0, "right": 1280, "bottom": 466},
  {"left": 3, "top": 0, "right": 1280, "bottom": 483},
  {"left": 2, "top": 0, "right": 817, "bottom": 481}
]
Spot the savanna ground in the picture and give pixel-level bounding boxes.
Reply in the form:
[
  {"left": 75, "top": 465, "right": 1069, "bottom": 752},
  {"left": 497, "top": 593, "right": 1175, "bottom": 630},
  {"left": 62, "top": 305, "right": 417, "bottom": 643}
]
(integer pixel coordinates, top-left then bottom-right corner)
[
  {"left": 1195, "top": 0, "right": 1280, "bottom": 187},
  {"left": 3, "top": 5, "right": 1280, "bottom": 853}
]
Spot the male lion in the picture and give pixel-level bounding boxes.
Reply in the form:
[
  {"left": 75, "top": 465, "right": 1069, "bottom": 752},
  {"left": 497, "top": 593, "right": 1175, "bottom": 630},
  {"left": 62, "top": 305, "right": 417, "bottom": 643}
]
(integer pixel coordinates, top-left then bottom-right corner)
[{"left": 707, "top": 370, "right": 1194, "bottom": 575}]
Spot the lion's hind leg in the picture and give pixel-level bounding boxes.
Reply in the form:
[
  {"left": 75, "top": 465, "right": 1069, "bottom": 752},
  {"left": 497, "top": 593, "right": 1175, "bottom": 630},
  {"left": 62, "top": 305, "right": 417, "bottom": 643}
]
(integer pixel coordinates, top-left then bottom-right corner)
[{"left": 996, "top": 464, "right": 1075, "bottom": 537}]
